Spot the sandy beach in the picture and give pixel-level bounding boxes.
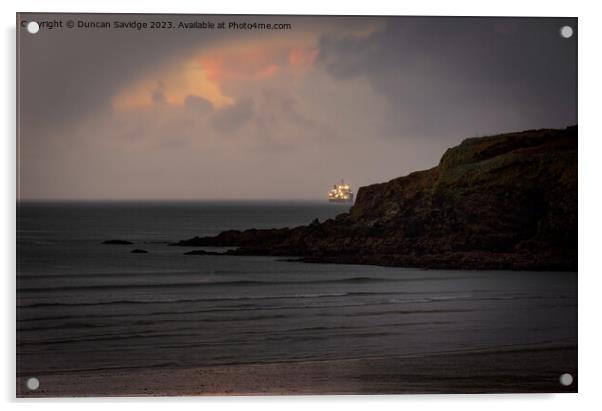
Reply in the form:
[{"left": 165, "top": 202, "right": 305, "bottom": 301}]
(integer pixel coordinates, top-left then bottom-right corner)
[{"left": 17, "top": 346, "right": 577, "bottom": 397}]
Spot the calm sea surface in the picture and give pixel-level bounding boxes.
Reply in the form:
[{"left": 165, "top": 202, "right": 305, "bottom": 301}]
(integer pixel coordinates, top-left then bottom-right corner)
[{"left": 17, "top": 202, "right": 577, "bottom": 375}]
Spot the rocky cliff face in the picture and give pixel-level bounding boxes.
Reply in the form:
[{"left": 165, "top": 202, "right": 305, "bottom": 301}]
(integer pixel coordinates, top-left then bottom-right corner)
[{"left": 175, "top": 126, "right": 577, "bottom": 271}]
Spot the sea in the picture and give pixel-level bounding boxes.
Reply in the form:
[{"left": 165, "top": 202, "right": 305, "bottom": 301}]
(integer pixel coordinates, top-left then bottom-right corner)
[{"left": 16, "top": 201, "right": 577, "bottom": 376}]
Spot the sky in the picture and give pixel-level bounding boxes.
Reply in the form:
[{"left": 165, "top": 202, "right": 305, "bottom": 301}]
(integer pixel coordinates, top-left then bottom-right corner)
[{"left": 17, "top": 14, "right": 577, "bottom": 200}]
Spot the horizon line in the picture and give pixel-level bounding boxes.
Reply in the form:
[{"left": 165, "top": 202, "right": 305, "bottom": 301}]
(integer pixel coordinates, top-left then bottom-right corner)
[{"left": 16, "top": 198, "right": 349, "bottom": 203}]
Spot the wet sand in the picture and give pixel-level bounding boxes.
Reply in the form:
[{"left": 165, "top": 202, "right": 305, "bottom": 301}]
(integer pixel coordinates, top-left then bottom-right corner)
[{"left": 16, "top": 346, "right": 577, "bottom": 397}]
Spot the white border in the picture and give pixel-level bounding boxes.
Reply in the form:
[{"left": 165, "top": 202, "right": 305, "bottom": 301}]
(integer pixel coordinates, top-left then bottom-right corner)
[{"left": 3, "top": 1, "right": 601, "bottom": 409}]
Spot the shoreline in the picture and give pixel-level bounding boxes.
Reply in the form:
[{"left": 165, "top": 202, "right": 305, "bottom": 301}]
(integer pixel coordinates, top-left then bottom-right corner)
[
  {"left": 176, "top": 248, "right": 577, "bottom": 272},
  {"left": 17, "top": 346, "right": 577, "bottom": 397}
]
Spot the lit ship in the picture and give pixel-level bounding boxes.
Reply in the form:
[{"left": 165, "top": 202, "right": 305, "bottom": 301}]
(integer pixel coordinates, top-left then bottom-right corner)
[{"left": 328, "top": 180, "right": 354, "bottom": 203}]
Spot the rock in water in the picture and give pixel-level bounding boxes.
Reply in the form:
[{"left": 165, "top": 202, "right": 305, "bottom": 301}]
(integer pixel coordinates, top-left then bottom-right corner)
[
  {"left": 130, "top": 249, "right": 148, "bottom": 254},
  {"left": 183, "top": 250, "right": 223, "bottom": 256},
  {"left": 173, "top": 126, "right": 577, "bottom": 271},
  {"left": 103, "top": 240, "right": 134, "bottom": 245}
]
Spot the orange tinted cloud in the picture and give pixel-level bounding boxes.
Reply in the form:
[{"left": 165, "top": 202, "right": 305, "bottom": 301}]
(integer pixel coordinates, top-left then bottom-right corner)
[
  {"left": 199, "top": 40, "right": 316, "bottom": 83},
  {"left": 113, "top": 38, "right": 319, "bottom": 112},
  {"left": 288, "top": 46, "right": 319, "bottom": 71},
  {"left": 112, "top": 61, "right": 233, "bottom": 111}
]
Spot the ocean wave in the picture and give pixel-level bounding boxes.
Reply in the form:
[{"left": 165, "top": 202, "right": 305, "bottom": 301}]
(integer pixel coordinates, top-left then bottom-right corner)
[
  {"left": 17, "top": 269, "right": 195, "bottom": 280},
  {"left": 18, "top": 317, "right": 456, "bottom": 347},
  {"left": 18, "top": 294, "right": 430, "bottom": 324},
  {"left": 18, "top": 291, "right": 483, "bottom": 327},
  {"left": 344, "top": 308, "right": 473, "bottom": 317},
  {"left": 17, "top": 275, "right": 473, "bottom": 293},
  {"left": 17, "top": 291, "right": 390, "bottom": 309},
  {"left": 18, "top": 313, "right": 294, "bottom": 333},
  {"left": 18, "top": 288, "right": 466, "bottom": 310}
]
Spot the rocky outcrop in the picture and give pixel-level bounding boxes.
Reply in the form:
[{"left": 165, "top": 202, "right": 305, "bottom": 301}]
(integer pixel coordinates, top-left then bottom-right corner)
[
  {"left": 183, "top": 250, "right": 223, "bottom": 256},
  {"left": 173, "top": 126, "right": 577, "bottom": 271},
  {"left": 103, "top": 240, "right": 134, "bottom": 245}
]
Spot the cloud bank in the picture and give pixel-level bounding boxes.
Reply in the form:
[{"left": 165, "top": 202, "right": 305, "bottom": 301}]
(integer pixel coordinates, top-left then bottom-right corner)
[{"left": 18, "top": 15, "right": 577, "bottom": 200}]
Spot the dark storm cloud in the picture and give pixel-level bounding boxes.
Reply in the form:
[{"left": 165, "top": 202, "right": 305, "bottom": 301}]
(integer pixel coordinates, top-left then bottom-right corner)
[
  {"left": 185, "top": 95, "right": 214, "bottom": 114},
  {"left": 151, "top": 81, "right": 167, "bottom": 105},
  {"left": 212, "top": 98, "right": 254, "bottom": 132},
  {"left": 317, "top": 17, "right": 577, "bottom": 138}
]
